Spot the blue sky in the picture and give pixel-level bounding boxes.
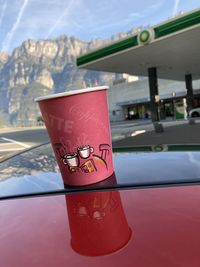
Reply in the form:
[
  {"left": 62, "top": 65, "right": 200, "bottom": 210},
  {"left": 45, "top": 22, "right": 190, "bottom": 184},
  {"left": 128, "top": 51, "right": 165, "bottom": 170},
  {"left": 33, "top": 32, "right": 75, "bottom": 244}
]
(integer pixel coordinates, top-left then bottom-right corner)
[{"left": 0, "top": 0, "right": 199, "bottom": 52}]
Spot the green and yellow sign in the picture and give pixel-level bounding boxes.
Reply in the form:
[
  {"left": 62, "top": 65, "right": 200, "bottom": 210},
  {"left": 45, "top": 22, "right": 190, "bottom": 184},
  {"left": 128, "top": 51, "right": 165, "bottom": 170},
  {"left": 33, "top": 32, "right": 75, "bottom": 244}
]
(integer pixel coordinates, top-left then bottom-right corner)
[{"left": 138, "top": 29, "right": 155, "bottom": 45}]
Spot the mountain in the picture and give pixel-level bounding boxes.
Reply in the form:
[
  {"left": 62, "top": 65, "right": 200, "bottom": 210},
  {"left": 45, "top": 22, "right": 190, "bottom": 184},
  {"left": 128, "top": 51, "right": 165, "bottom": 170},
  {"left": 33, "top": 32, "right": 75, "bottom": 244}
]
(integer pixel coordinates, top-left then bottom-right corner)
[{"left": 0, "top": 34, "right": 124, "bottom": 126}]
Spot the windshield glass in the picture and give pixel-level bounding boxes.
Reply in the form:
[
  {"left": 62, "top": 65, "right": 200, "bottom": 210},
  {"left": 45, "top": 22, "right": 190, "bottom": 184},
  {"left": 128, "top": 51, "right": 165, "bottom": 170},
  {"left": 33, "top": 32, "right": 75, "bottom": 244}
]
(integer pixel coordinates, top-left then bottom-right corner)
[{"left": 1, "top": 143, "right": 200, "bottom": 200}]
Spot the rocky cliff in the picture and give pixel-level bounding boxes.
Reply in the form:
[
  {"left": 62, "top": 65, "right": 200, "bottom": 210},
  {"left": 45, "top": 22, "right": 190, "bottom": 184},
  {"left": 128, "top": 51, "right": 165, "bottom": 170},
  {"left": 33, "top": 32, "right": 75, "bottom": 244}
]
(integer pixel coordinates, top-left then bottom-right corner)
[{"left": 0, "top": 35, "right": 122, "bottom": 126}]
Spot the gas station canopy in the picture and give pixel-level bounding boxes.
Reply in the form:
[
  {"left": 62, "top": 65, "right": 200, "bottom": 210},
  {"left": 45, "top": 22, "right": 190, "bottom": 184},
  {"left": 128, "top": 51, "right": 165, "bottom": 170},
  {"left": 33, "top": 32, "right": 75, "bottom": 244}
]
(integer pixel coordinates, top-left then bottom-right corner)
[{"left": 77, "top": 9, "right": 200, "bottom": 81}]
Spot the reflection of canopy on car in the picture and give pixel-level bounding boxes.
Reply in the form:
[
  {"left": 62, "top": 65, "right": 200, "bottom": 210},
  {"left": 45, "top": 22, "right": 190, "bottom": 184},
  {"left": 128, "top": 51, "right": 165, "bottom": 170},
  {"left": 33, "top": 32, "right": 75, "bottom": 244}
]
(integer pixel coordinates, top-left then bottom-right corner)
[{"left": 77, "top": 8, "right": 200, "bottom": 122}]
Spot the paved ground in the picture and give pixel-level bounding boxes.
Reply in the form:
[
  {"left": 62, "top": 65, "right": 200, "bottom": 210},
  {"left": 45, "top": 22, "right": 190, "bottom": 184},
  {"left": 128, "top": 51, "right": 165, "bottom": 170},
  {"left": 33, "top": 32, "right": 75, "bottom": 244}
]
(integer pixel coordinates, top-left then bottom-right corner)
[
  {"left": 0, "top": 119, "right": 199, "bottom": 161},
  {"left": 111, "top": 118, "right": 190, "bottom": 141},
  {"left": 113, "top": 122, "right": 200, "bottom": 147},
  {"left": 0, "top": 128, "right": 48, "bottom": 161}
]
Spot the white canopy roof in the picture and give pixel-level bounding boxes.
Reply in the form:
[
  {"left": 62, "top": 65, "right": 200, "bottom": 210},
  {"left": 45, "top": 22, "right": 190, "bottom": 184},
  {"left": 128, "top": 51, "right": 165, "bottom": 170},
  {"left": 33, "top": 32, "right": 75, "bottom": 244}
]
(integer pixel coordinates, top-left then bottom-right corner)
[{"left": 77, "top": 9, "right": 200, "bottom": 81}]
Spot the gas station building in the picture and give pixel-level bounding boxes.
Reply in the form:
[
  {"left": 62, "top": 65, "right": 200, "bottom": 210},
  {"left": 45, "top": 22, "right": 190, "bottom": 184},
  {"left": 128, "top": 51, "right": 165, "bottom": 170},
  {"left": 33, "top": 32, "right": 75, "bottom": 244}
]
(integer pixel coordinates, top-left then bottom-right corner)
[
  {"left": 108, "top": 77, "right": 200, "bottom": 122},
  {"left": 77, "top": 9, "right": 200, "bottom": 125}
]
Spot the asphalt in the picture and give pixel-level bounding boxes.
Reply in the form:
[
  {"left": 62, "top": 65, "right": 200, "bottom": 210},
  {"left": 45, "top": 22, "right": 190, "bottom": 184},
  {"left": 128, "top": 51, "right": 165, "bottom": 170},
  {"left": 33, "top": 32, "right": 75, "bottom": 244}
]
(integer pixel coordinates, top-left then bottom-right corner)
[
  {"left": 0, "top": 128, "right": 48, "bottom": 161},
  {"left": 113, "top": 122, "right": 200, "bottom": 147},
  {"left": 0, "top": 128, "right": 48, "bottom": 145},
  {"left": 0, "top": 119, "right": 200, "bottom": 161}
]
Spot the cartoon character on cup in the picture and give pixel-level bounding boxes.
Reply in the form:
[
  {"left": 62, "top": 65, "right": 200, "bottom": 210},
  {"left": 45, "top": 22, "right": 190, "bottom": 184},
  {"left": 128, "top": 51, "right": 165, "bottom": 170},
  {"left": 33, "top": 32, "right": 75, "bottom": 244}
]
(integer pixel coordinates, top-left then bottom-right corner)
[
  {"left": 62, "top": 152, "right": 80, "bottom": 173},
  {"left": 77, "top": 145, "right": 97, "bottom": 173},
  {"left": 77, "top": 145, "right": 94, "bottom": 159},
  {"left": 60, "top": 143, "right": 111, "bottom": 174}
]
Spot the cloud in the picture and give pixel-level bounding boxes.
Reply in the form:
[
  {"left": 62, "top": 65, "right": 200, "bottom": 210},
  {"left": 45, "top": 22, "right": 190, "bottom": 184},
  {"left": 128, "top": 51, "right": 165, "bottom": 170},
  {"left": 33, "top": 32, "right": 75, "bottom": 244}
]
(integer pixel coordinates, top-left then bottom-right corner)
[
  {"left": 45, "top": 0, "right": 79, "bottom": 39},
  {"left": 89, "top": 14, "right": 141, "bottom": 34},
  {"left": 0, "top": 0, "right": 7, "bottom": 27},
  {"left": 2, "top": 0, "right": 29, "bottom": 51},
  {"left": 0, "top": 0, "right": 176, "bottom": 51},
  {"left": 172, "top": 0, "right": 180, "bottom": 16},
  {"left": 86, "top": 1, "right": 163, "bottom": 35}
]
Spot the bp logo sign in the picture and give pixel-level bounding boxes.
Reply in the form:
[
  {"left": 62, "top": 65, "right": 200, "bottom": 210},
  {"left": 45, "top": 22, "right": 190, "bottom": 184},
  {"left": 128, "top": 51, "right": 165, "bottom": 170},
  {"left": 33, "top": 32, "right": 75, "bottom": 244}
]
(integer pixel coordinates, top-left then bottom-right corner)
[{"left": 138, "top": 29, "right": 155, "bottom": 45}]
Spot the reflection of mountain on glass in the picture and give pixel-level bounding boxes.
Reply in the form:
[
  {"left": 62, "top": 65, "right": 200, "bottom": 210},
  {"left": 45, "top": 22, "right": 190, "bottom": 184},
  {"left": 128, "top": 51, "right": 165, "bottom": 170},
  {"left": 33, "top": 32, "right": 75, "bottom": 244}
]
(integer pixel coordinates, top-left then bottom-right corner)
[{"left": 66, "top": 190, "right": 132, "bottom": 256}]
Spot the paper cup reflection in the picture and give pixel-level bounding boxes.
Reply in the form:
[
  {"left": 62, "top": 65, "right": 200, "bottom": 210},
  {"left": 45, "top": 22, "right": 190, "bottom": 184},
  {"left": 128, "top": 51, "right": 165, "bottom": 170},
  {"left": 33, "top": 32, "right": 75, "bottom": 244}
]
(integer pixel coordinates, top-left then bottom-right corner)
[{"left": 66, "top": 190, "right": 132, "bottom": 256}]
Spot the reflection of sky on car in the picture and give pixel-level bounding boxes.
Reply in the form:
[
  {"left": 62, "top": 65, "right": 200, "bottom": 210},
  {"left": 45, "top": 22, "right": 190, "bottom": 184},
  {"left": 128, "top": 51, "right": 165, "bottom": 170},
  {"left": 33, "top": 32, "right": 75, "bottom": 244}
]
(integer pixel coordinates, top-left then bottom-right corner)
[
  {"left": 1, "top": 144, "right": 200, "bottom": 199},
  {"left": 114, "top": 152, "right": 200, "bottom": 183},
  {"left": 0, "top": 172, "right": 63, "bottom": 197}
]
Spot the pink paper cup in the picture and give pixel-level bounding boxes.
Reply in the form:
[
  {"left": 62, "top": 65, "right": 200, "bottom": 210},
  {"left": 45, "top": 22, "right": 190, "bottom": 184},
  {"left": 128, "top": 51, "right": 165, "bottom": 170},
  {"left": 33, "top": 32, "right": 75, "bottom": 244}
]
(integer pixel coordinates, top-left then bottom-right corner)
[{"left": 35, "top": 86, "right": 114, "bottom": 186}]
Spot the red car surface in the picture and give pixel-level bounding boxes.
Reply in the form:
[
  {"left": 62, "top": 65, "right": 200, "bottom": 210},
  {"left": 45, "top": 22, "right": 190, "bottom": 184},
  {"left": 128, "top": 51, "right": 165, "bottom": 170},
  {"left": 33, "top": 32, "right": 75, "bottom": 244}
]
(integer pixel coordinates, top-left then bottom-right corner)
[{"left": 1, "top": 144, "right": 200, "bottom": 266}]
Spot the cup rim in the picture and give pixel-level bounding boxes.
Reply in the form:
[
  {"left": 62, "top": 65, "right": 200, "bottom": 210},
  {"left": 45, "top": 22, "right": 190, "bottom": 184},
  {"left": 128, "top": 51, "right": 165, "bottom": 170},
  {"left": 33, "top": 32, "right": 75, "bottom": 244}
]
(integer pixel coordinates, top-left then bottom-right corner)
[
  {"left": 77, "top": 145, "right": 90, "bottom": 150},
  {"left": 64, "top": 153, "right": 78, "bottom": 159},
  {"left": 34, "top": 86, "right": 109, "bottom": 102}
]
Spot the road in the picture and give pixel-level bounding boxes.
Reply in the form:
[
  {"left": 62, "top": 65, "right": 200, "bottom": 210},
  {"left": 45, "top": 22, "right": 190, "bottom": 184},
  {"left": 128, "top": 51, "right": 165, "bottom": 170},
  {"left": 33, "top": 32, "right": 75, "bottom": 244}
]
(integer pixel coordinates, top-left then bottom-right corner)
[
  {"left": 0, "top": 128, "right": 49, "bottom": 161},
  {"left": 0, "top": 119, "right": 198, "bottom": 161}
]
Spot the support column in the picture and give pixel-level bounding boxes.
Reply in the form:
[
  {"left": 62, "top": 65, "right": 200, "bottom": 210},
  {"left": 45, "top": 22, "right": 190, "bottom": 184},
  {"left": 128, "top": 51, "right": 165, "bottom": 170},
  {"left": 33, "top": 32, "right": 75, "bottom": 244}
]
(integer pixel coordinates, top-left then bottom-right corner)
[
  {"left": 185, "top": 74, "right": 193, "bottom": 112},
  {"left": 148, "top": 67, "right": 159, "bottom": 122}
]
